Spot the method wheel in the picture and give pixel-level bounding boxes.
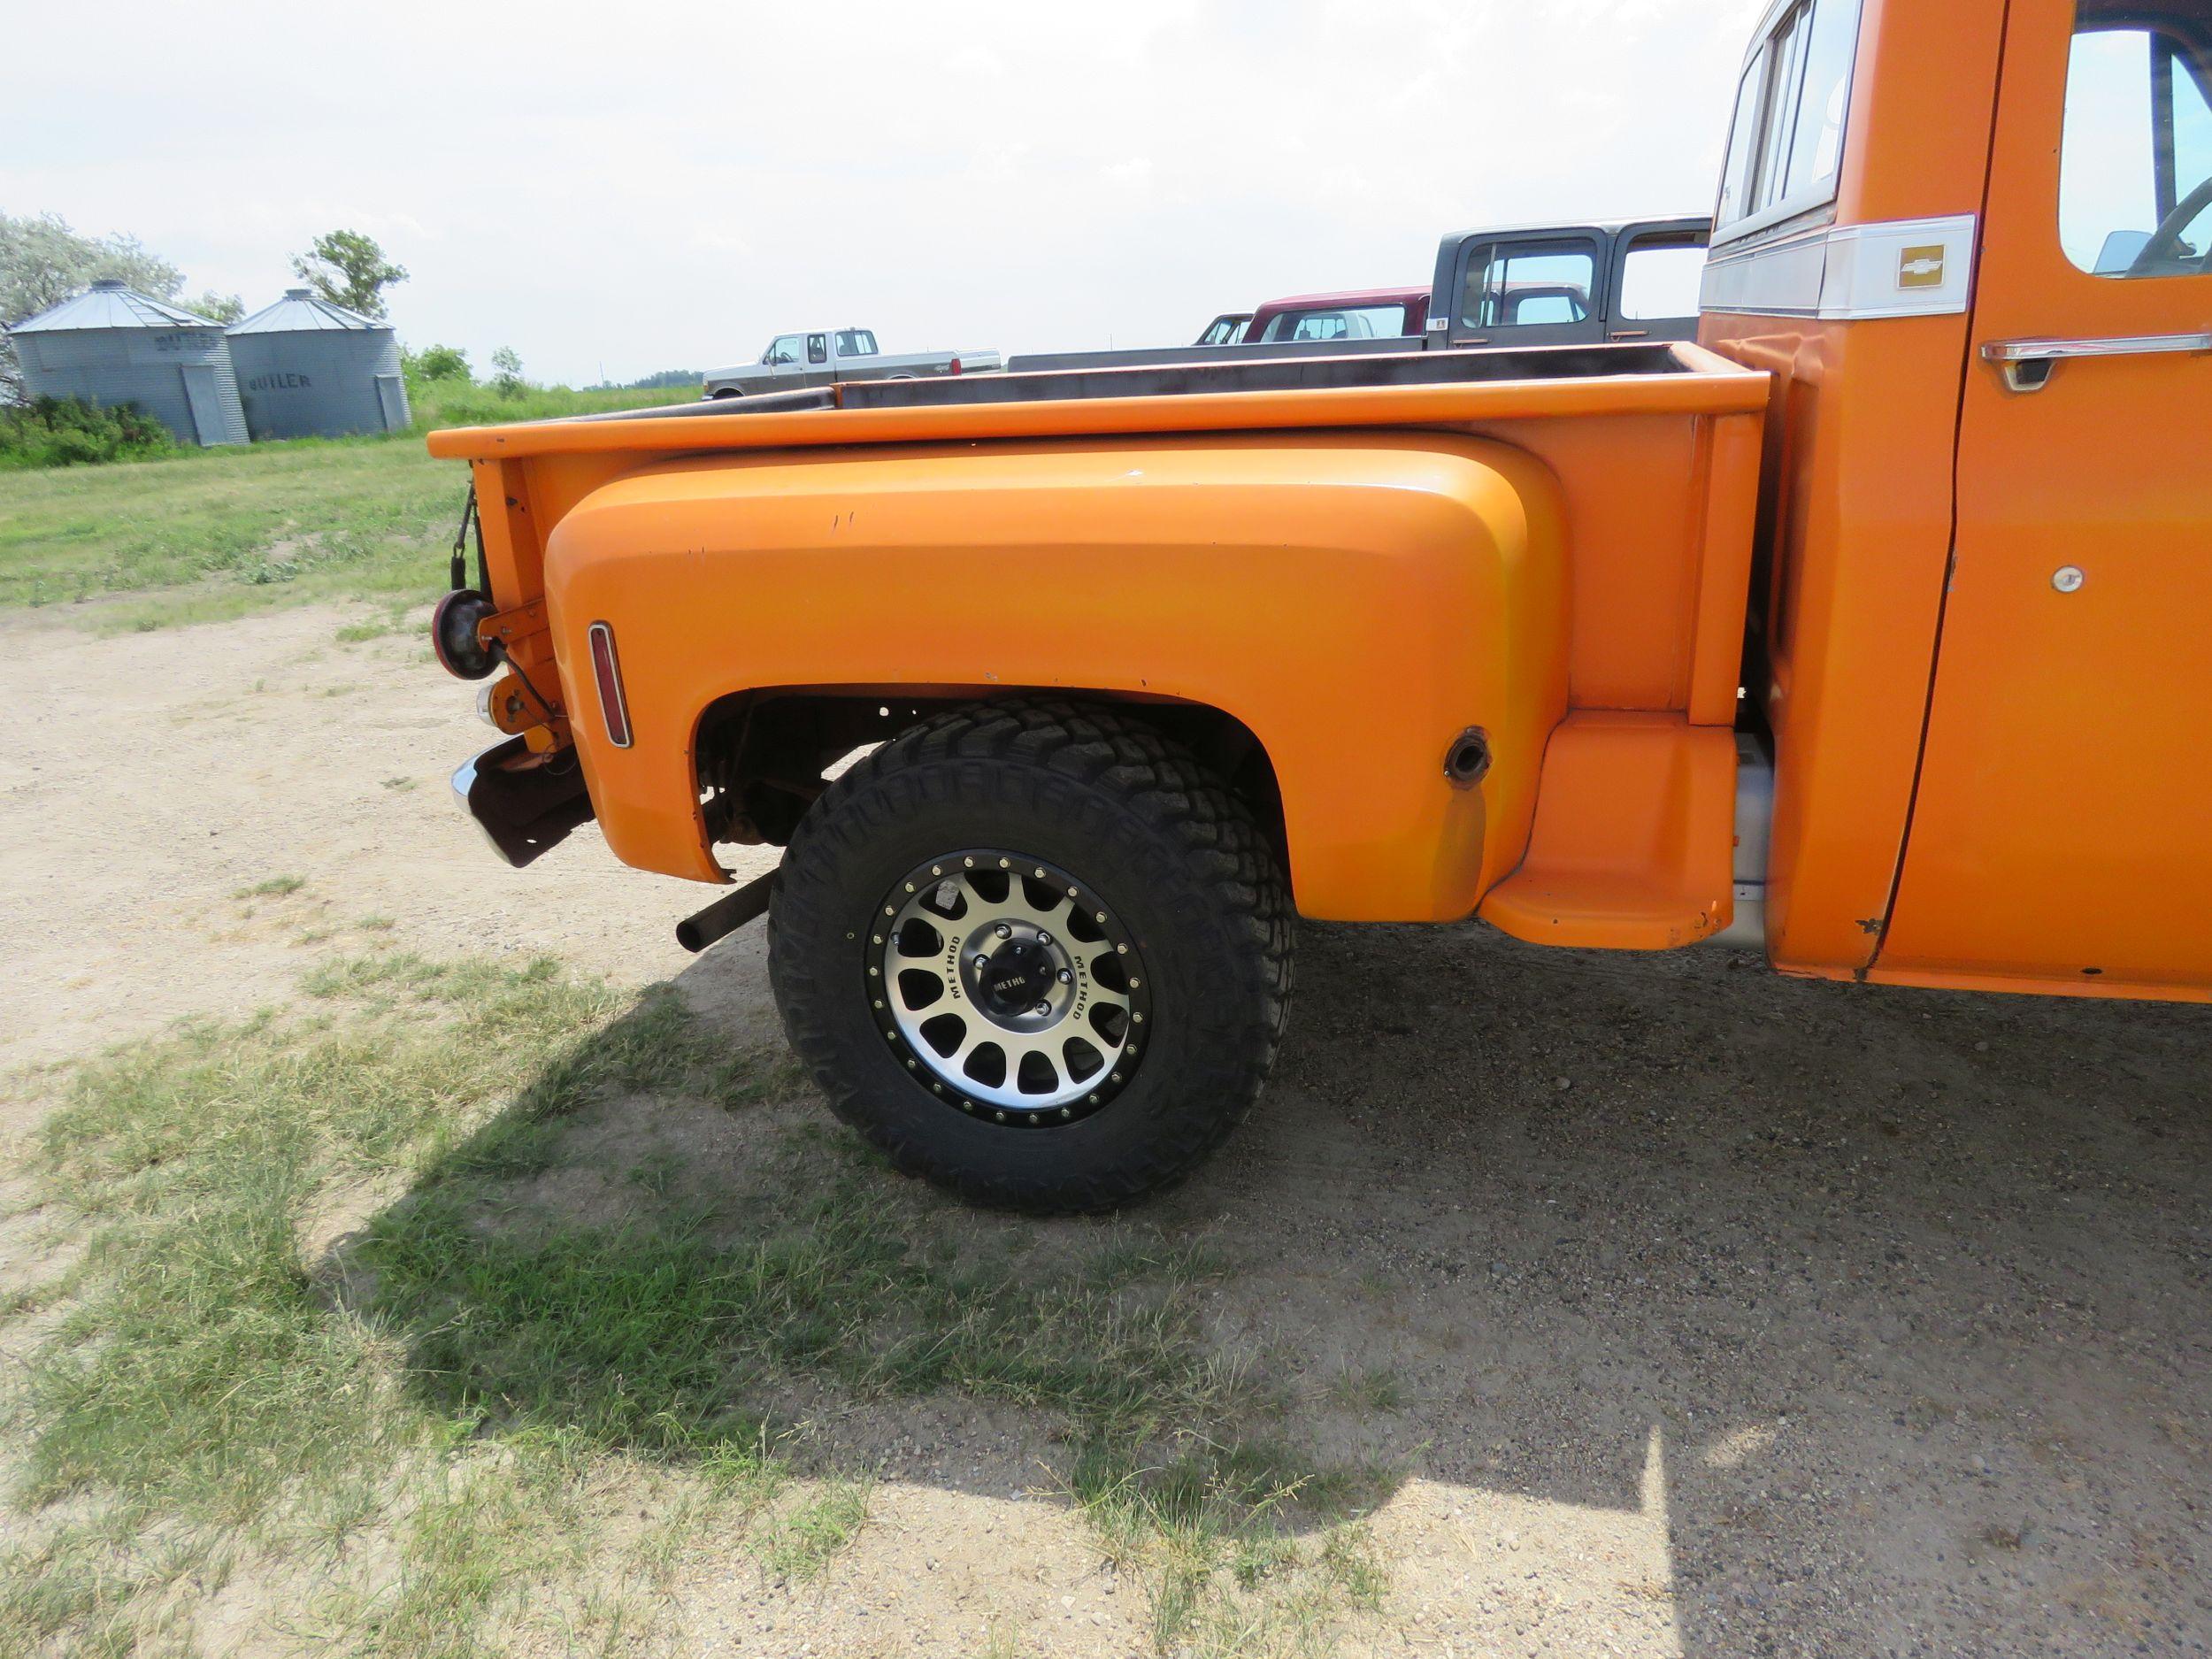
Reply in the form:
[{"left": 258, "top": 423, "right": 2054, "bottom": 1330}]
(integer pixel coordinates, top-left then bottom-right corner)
[{"left": 769, "top": 699, "right": 1293, "bottom": 1212}]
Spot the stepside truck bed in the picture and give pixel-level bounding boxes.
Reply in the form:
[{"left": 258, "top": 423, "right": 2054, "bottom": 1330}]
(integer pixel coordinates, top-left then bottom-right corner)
[{"left": 428, "top": 341, "right": 1767, "bottom": 946}]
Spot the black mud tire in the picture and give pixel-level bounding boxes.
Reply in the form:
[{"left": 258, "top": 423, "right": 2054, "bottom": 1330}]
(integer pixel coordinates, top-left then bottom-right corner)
[{"left": 769, "top": 699, "right": 1293, "bottom": 1213}]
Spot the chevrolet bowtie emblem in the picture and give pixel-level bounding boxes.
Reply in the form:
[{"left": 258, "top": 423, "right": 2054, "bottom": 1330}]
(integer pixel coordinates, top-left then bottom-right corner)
[{"left": 1897, "top": 246, "right": 1947, "bottom": 288}]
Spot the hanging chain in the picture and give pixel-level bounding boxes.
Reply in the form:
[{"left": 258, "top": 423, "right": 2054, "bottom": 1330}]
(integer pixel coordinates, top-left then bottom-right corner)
[{"left": 449, "top": 483, "right": 488, "bottom": 594}]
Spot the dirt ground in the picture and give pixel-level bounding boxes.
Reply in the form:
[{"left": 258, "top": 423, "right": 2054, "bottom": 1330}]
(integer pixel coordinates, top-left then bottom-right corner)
[{"left": 2, "top": 604, "right": 2208, "bottom": 1657}]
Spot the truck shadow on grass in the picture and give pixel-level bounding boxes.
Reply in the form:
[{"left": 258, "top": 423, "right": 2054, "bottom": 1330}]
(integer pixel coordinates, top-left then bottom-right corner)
[
  {"left": 326, "top": 949, "right": 1406, "bottom": 1619},
  {"left": 326, "top": 923, "right": 2212, "bottom": 1655}
]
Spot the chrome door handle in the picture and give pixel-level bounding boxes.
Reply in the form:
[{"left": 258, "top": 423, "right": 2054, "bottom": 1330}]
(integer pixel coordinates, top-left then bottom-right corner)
[{"left": 1983, "top": 329, "right": 2212, "bottom": 391}]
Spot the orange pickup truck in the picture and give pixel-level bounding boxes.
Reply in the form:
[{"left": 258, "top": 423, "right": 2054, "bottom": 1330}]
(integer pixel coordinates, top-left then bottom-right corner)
[{"left": 428, "top": 0, "right": 2212, "bottom": 1211}]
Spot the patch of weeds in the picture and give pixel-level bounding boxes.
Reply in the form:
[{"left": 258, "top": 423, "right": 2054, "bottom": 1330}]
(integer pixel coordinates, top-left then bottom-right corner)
[
  {"left": 233, "top": 873, "right": 305, "bottom": 899},
  {"left": 756, "top": 1477, "right": 872, "bottom": 1581},
  {"left": 357, "top": 915, "right": 397, "bottom": 933},
  {"left": 626, "top": 1148, "right": 686, "bottom": 1198},
  {"left": 334, "top": 606, "right": 414, "bottom": 644},
  {"left": 1325, "top": 1365, "right": 1406, "bottom": 1414},
  {"left": 379, "top": 776, "right": 419, "bottom": 792},
  {"left": 1067, "top": 1433, "right": 1394, "bottom": 1655},
  {"left": 0, "top": 1508, "right": 208, "bottom": 1659},
  {"left": 710, "top": 1049, "right": 809, "bottom": 1110},
  {"left": 0, "top": 1266, "right": 82, "bottom": 1323}
]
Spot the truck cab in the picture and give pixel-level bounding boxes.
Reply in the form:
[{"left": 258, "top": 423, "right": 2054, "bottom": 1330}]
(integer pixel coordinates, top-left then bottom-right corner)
[
  {"left": 704, "top": 328, "right": 999, "bottom": 398},
  {"left": 1425, "top": 216, "right": 1711, "bottom": 349},
  {"left": 1244, "top": 286, "right": 1429, "bottom": 344},
  {"left": 1702, "top": 0, "right": 2212, "bottom": 999}
]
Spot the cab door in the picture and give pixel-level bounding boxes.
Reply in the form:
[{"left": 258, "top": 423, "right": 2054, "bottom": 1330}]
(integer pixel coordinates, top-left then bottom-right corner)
[
  {"left": 1879, "top": 0, "right": 2212, "bottom": 995},
  {"left": 1443, "top": 232, "right": 1607, "bottom": 347}
]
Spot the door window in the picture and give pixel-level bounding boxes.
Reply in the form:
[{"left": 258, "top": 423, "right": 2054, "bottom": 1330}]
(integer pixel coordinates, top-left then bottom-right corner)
[
  {"left": 1618, "top": 234, "right": 1710, "bottom": 320},
  {"left": 2060, "top": 4, "right": 2212, "bottom": 276},
  {"left": 1459, "top": 240, "right": 1595, "bottom": 329},
  {"left": 807, "top": 333, "right": 828, "bottom": 365},
  {"left": 766, "top": 334, "right": 803, "bottom": 365}
]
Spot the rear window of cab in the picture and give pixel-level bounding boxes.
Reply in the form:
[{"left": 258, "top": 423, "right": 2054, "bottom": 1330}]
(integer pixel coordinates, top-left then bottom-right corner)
[{"left": 1714, "top": 0, "right": 1864, "bottom": 242}]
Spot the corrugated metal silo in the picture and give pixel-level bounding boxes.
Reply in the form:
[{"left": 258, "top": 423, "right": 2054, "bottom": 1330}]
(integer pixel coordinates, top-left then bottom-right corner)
[
  {"left": 227, "top": 289, "right": 411, "bottom": 440},
  {"left": 6, "top": 280, "right": 248, "bottom": 446}
]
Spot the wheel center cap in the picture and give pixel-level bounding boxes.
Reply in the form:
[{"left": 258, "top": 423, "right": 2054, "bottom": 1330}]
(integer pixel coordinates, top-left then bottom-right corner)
[{"left": 973, "top": 939, "right": 1055, "bottom": 1018}]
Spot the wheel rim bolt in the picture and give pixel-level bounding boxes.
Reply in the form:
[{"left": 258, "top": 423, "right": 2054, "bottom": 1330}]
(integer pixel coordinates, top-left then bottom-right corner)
[
  {"left": 995, "top": 923, "right": 1012, "bottom": 939},
  {"left": 1057, "top": 969, "right": 1072, "bottom": 984}
]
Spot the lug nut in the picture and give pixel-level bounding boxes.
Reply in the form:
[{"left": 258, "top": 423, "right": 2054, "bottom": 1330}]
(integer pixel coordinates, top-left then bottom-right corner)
[
  {"left": 1057, "top": 969, "right": 1073, "bottom": 983},
  {"left": 1037, "top": 931, "right": 1053, "bottom": 946},
  {"left": 1033, "top": 1001, "right": 1051, "bottom": 1016},
  {"left": 995, "top": 923, "right": 1012, "bottom": 939}
]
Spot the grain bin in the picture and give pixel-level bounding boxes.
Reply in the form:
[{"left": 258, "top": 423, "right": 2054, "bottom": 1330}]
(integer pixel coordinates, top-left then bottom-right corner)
[
  {"left": 227, "top": 289, "right": 410, "bottom": 440},
  {"left": 5, "top": 280, "right": 247, "bottom": 446}
]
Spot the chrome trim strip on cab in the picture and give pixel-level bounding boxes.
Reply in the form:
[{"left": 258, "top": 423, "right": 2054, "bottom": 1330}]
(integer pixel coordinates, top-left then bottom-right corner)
[
  {"left": 1982, "top": 329, "right": 2212, "bottom": 392},
  {"left": 1984, "top": 330, "right": 2212, "bottom": 360},
  {"left": 1701, "top": 213, "right": 1978, "bottom": 321}
]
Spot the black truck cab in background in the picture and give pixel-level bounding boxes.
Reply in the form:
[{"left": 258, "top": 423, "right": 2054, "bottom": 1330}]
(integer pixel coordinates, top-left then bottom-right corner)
[{"left": 1424, "top": 216, "right": 1711, "bottom": 349}]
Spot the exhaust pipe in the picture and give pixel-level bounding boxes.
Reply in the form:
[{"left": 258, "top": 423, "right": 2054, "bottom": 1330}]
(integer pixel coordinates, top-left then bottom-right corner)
[{"left": 676, "top": 869, "right": 777, "bottom": 953}]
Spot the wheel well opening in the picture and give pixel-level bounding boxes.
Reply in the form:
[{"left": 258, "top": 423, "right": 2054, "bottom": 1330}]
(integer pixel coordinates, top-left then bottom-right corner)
[{"left": 693, "top": 689, "right": 1290, "bottom": 888}]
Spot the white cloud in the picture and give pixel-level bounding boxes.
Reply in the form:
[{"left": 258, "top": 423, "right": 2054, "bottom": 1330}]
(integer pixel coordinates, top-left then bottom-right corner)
[{"left": 2, "top": 0, "right": 1773, "bottom": 383}]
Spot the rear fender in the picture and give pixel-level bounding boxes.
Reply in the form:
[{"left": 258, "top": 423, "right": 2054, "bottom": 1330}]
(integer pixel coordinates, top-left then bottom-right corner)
[{"left": 545, "top": 432, "right": 1569, "bottom": 923}]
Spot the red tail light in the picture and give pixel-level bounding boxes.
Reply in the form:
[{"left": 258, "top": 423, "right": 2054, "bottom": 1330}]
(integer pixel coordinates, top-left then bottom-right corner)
[
  {"left": 949, "top": 357, "right": 963, "bottom": 375},
  {"left": 587, "top": 621, "right": 633, "bottom": 748}
]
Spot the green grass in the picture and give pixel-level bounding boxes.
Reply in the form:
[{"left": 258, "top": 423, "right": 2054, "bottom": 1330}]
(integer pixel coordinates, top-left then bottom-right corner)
[
  {"left": 0, "top": 953, "right": 1394, "bottom": 1656},
  {"left": 232, "top": 873, "right": 305, "bottom": 899},
  {"left": 0, "top": 380, "right": 690, "bottom": 627},
  {"left": 1325, "top": 1364, "right": 1406, "bottom": 1414}
]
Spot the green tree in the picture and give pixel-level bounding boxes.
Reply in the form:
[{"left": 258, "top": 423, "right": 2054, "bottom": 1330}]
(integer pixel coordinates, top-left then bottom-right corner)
[
  {"left": 290, "top": 230, "right": 406, "bottom": 319},
  {"left": 188, "top": 291, "right": 245, "bottom": 325},
  {"left": 405, "top": 343, "right": 472, "bottom": 383},
  {"left": 1, "top": 211, "right": 206, "bottom": 402},
  {"left": 490, "top": 346, "right": 525, "bottom": 399}
]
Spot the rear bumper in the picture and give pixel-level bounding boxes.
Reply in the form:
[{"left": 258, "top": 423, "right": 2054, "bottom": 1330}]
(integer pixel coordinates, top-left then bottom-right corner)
[{"left": 449, "top": 737, "right": 595, "bottom": 867}]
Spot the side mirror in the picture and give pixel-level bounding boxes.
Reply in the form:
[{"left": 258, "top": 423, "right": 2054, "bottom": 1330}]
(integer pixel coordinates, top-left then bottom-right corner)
[{"left": 2094, "top": 228, "right": 2152, "bottom": 273}]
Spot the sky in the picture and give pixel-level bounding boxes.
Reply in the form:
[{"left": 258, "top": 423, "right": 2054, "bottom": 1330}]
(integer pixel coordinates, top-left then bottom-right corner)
[{"left": 4, "top": 0, "right": 1770, "bottom": 387}]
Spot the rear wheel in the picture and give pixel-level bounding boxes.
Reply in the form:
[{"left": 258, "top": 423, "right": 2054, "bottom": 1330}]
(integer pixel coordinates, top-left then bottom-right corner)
[{"left": 769, "top": 700, "right": 1292, "bottom": 1212}]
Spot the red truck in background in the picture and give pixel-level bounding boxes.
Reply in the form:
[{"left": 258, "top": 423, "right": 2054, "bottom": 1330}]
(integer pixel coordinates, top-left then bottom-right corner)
[{"left": 1243, "top": 286, "right": 1429, "bottom": 344}]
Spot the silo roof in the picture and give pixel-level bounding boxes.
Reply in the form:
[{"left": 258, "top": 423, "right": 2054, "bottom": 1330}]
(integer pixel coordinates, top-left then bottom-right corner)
[
  {"left": 228, "top": 288, "right": 386, "bottom": 334},
  {"left": 8, "top": 280, "right": 223, "bottom": 334}
]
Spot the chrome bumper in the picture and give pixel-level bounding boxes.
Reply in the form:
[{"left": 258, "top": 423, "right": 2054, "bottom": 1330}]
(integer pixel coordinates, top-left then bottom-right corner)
[{"left": 449, "top": 736, "right": 594, "bottom": 868}]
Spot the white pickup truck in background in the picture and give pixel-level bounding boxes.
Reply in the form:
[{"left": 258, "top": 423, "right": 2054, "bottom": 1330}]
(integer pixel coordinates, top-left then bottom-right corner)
[{"left": 704, "top": 327, "right": 1001, "bottom": 398}]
